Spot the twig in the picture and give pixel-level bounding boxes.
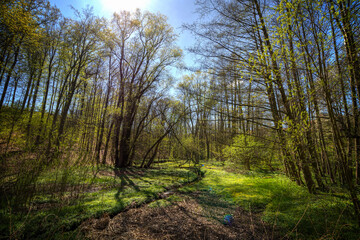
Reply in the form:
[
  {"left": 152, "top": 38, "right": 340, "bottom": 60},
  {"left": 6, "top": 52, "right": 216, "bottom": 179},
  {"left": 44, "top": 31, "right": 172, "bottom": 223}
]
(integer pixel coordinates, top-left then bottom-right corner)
[
  {"left": 271, "top": 207, "right": 280, "bottom": 240},
  {"left": 282, "top": 204, "right": 310, "bottom": 240},
  {"left": 249, "top": 203, "right": 256, "bottom": 237},
  {"left": 9, "top": 204, "right": 33, "bottom": 239},
  {"left": 332, "top": 205, "right": 347, "bottom": 239}
]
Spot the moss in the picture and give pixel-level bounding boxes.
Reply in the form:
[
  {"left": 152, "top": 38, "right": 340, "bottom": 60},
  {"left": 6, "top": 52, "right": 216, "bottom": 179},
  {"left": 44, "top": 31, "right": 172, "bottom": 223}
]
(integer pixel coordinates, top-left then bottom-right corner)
[
  {"left": 148, "top": 194, "right": 183, "bottom": 208},
  {"left": 1, "top": 163, "right": 198, "bottom": 239},
  {"left": 4, "top": 162, "right": 358, "bottom": 239},
  {"left": 180, "top": 165, "right": 359, "bottom": 239}
]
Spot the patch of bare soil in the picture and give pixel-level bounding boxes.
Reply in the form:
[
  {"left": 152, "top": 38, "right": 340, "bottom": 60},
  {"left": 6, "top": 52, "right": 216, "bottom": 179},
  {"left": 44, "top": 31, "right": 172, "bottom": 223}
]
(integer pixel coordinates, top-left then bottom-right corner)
[{"left": 80, "top": 193, "right": 278, "bottom": 240}]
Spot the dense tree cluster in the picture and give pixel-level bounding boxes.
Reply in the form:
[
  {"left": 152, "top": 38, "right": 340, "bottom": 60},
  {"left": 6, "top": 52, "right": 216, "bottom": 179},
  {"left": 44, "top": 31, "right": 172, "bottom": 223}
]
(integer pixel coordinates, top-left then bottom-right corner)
[
  {"left": 183, "top": 0, "right": 360, "bottom": 223},
  {"left": 0, "top": 0, "right": 183, "bottom": 209},
  {"left": 1, "top": 0, "right": 360, "bottom": 225},
  {"left": 0, "top": 0, "right": 182, "bottom": 167}
]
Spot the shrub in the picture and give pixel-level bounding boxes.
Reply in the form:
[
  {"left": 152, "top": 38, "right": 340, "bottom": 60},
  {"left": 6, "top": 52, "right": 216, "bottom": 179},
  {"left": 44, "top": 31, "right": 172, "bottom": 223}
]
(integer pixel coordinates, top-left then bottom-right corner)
[{"left": 222, "top": 135, "right": 267, "bottom": 170}]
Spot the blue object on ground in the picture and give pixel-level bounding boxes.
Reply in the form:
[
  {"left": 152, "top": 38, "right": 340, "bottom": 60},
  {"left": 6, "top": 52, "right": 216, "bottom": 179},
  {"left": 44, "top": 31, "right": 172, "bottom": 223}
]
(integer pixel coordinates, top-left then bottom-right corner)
[{"left": 223, "top": 214, "right": 234, "bottom": 225}]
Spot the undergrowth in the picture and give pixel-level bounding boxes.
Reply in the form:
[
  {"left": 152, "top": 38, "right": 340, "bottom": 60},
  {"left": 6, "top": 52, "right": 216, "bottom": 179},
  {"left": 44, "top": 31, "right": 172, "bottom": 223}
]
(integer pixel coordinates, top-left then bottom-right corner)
[
  {"left": 0, "top": 162, "right": 198, "bottom": 239},
  {"left": 1, "top": 160, "right": 358, "bottom": 239},
  {"left": 179, "top": 164, "right": 359, "bottom": 240}
]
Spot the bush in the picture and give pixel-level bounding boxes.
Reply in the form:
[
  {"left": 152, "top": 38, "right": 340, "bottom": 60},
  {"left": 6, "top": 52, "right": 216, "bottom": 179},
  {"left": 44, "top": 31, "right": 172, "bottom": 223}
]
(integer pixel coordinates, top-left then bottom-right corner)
[{"left": 222, "top": 135, "right": 267, "bottom": 170}]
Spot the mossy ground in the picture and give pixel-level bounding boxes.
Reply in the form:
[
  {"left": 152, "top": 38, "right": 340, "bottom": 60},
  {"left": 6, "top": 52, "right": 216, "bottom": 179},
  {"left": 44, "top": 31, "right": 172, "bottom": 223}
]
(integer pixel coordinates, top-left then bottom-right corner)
[
  {"left": 179, "top": 164, "right": 359, "bottom": 239},
  {"left": 0, "top": 162, "right": 198, "bottom": 239},
  {"left": 1, "top": 161, "right": 359, "bottom": 239}
]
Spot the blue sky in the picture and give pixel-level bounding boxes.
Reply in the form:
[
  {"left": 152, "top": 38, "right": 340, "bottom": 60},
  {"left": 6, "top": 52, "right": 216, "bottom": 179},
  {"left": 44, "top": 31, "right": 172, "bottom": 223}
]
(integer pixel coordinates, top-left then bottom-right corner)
[{"left": 48, "top": 0, "right": 198, "bottom": 70}]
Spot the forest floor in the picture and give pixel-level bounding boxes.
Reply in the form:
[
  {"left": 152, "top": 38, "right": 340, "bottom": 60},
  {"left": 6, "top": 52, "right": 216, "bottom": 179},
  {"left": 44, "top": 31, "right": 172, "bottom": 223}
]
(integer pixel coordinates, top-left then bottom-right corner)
[
  {"left": 1, "top": 162, "right": 359, "bottom": 239},
  {"left": 80, "top": 189, "right": 276, "bottom": 240},
  {"left": 78, "top": 164, "right": 360, "bottom": 240}
]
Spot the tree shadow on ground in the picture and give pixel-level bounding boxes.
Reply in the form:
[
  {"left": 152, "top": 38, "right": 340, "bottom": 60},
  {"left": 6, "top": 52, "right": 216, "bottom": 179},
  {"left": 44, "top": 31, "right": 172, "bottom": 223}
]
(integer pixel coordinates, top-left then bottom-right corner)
[
  {"left": 186, "top": 190, "right": 236, "bottom": 223},
  {"left": 124, "top": 168, "right": 153, "bottom": 184},
  {"left": 81, "top": 189, "right": 279, "bottom": 240},
  {"left": 114, "top": 169, "right": 141, "bottom": 205},
  {"left": 114, "top": 169, "right": 141, "bottom": 191}
]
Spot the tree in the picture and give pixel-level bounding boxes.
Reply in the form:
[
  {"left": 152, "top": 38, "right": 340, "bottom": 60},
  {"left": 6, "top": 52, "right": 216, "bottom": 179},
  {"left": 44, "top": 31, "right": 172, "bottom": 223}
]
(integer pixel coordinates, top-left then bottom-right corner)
[
  {"left": 46, "top": 7, "right": 104, "bottom": 151},
  {"left": 186, "top": 0, "right": 360, "bottom": 224},
  {"left": 110, "top": 10, "right": 181, "bottom": 168}
]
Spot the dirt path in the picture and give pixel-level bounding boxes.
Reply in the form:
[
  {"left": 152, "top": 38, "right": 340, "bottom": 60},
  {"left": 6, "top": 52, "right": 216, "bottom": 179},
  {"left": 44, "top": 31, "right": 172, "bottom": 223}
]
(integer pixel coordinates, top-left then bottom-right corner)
[{"left": 80, "top": 191, "right": 277, "bottom": 240}]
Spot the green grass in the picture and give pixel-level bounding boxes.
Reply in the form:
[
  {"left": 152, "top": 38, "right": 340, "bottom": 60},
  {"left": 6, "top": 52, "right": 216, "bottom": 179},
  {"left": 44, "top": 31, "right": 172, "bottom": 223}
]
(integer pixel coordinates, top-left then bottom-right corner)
[
  {"left": 179, "top": 165, "right": 359, "bottom": 239},
  {"left": 2, "top": 160, "right": 359, "bottom": 239},
  {"left": 0, "top": 163, "right": 198, "bottom": 239},
  {"left": 148, "top": 194, "right": 183, "bottom": 208}
]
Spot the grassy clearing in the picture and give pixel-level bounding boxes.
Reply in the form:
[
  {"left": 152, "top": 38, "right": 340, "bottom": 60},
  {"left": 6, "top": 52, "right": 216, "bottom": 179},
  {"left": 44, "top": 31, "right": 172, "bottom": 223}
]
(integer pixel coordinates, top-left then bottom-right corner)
[
  {"left": 2, "top": 161, "right": 358, "bottom": 239},
  {"left": 179, "top": 164, "right": 359, "bottom": 239},
  {"left": 0, "top": 162, "right": 198, "bottom": 239}
]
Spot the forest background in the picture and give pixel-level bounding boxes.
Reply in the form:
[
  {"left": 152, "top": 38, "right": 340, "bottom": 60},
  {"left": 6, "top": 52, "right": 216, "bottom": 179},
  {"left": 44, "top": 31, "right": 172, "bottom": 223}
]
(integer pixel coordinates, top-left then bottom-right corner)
[{"left": 1, "top": 0, "right": 360, "bottom": 238}]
